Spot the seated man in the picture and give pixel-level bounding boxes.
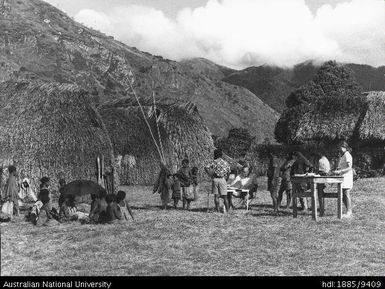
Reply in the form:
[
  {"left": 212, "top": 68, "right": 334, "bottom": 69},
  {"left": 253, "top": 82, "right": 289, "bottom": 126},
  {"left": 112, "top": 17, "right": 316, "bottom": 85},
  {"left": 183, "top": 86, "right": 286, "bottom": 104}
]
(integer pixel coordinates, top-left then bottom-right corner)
[
  {"left": 227, "top": 166, "right": 258, "bottom": 210},
  {"left": 18, "top": 178, "right": 37, "bottom": 211}
]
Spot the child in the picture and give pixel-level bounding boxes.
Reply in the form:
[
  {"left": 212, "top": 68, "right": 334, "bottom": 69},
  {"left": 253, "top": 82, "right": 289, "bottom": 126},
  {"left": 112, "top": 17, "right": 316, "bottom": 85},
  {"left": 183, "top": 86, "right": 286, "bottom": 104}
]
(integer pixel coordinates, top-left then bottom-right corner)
[
  {"left": 171, "top": 174, "right": 181, "bottom": 209},
  {"left": 106, "top": 194, "right": 122, "bottom": 224},
  {"left": 59, "top": 195, "right": 78, "bottom": 222},
  {"left": 116, "top": 191, "right": 135, "bottom": 221},
  {"left": 178, "top": 159, "right": 194, "bottom": 210},
  {"left": 34, "top": 192, "right": 57, "bottom": 226},
  {"left": 89, "top": 189, "right": 108, "bottom": 223}
]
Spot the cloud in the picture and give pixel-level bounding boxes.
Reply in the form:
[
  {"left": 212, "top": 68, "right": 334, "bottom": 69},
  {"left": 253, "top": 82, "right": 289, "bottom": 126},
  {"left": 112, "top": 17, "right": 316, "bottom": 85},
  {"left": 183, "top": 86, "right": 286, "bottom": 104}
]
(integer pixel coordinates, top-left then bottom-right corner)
[{"left": 73, "top": 0, "right": 385, "bottom": 68}]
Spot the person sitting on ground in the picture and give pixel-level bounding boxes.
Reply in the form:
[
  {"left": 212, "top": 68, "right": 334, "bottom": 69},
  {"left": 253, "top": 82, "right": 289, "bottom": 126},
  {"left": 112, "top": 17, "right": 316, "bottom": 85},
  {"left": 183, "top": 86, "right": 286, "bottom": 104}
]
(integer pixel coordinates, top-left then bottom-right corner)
[
  {"left": 18, "top": 178, "right": 37, "bottom": 211},
  {"left": 171, "top": 174, "right": 182, "bottom": 209},
  {"left": 38, "top": 176, "right": 52, "bottom": 211},
  {"left": 34, "top": 192, "right": 58, "bottom": 226},
  {"left": 106, "top": 194, "right": 122, "bottom": 224},
  {"left": 177, "top": 159, "right": 195, "bottom": 210},
  {"left": 116, "top": 190, "right": 135, "bottom": 221},
  {"left": 277, "top": 152, "right": 296, "bottom": 209},
  {"left": 228, "top": 165, "right": 258, "bottom": 210},
  {"left": 89, "top": 189, "right": 108, "bottom": 223},
  {"left": 205, "top": 149, "right": 231, "bottom": 214},
  {"left": 59, "top": 195, "right": 78, "bottom": 222}
]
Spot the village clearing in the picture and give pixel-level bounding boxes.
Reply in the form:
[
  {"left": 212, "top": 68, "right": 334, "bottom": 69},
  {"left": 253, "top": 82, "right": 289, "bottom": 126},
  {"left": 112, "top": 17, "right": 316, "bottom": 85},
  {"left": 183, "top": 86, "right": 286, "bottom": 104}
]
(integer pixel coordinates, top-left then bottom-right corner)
[{"left": 1, "top": 177, "right": 384, "bottom": 276}]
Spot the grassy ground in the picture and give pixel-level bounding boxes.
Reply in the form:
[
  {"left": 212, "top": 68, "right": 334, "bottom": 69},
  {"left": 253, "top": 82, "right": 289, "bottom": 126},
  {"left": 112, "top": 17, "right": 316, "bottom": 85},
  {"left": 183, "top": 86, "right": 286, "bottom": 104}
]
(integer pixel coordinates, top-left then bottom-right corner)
[{"left": 1, "top": 177, "right": 384, "bottom": 276}]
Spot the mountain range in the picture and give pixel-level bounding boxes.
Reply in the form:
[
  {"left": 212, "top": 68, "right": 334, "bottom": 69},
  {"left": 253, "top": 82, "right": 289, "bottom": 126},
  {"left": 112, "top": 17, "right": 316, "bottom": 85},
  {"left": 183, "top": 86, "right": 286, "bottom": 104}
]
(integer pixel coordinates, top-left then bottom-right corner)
[
  {"left": 1, "top": 0, "right": 383, "bottom": 142},
  {"left": 0, "top": 0, "right": 279, "bottom": 142}
]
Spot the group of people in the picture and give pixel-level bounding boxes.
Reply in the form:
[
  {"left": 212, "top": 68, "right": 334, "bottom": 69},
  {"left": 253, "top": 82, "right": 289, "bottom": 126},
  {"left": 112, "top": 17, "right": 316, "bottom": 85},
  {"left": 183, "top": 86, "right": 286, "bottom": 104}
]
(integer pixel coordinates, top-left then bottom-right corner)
[
  {"left": 0, "top": 168, "right": 135, "bottom": 225},
  {"left": 0, "top": 140, "right": 355, "bottom": 223},
  {"left": 203, "top": 140, "right": 354, "bottom": 218},
  {"left": 153, "top": 159, "right": 199, "bottom": 210},
  {"left": 267, "top": 140, "right": 354, "bottom": 217}
]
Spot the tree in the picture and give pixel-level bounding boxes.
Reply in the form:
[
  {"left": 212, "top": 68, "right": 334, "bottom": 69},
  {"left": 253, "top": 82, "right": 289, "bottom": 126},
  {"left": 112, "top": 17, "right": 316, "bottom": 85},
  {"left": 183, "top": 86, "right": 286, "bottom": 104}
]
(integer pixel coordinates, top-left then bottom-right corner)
[
  {"left": 214, "top": 128, "right": 254, "bottom": 159},
  {"left": 285, "top": 61, "right": 362, "bottom": 108}
]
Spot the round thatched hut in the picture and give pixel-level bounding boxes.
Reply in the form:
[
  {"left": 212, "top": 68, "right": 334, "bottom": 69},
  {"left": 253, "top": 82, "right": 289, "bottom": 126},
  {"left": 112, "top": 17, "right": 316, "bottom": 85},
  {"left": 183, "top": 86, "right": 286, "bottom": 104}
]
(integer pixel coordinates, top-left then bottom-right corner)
[
  {"left": 0, "top": 81, "right": 114, "bottom": 190},
  {"left": 274, "top": 91, "right": 385, "bottom": 174},
  {"left": 99, "top": 101, "right": 215, "bottom": 185}
]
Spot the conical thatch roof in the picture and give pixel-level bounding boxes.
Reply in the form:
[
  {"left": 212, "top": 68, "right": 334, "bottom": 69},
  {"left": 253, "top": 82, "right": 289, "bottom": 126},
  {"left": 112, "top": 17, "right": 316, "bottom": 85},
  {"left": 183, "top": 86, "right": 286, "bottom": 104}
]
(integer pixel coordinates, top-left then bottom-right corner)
[
  {"left": 0, "top": 81, "right": 114, "bottom": 189},
  {"left": 358, "top": 91, "right": 385, "bottom": 141},
  {"left": 99, "top": 101, "right": 214, "bottom": 185},
  {"left": 282, "top": 92, "right": 384, "bottom": 144}
]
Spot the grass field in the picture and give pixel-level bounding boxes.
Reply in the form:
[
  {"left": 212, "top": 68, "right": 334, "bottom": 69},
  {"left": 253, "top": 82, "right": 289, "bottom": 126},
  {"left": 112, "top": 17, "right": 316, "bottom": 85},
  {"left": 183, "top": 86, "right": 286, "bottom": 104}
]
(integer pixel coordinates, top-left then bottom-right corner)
[{"left": 1, "top": 177, "right": 384, "bottom": 276}]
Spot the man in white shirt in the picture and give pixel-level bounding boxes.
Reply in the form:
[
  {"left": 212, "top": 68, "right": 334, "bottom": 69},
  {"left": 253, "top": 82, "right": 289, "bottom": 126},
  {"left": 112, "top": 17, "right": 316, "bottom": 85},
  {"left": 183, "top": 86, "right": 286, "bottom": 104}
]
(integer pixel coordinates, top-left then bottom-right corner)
[
  {"left": 333, "top": 141, "right": 354, "bottom": 218},
  {"left": 315, "top": 151, "right": 331, "bottom": 213}
]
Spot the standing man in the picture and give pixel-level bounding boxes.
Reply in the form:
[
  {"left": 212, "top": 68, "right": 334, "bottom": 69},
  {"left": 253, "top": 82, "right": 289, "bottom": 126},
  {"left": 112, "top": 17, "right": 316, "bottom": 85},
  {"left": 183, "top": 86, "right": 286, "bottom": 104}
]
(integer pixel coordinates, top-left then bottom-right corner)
[
  {"left": 205, "top": 149, "right": 231, "bottom": 213},
  {"left": 292, "top": 151, "right": 313, "bottom": 210},
  {"left": 277, "top": 152, "right": 297, "bottom": 209},
  {"left": 267, "top": 152, "right": 281, "bottom": 215},
  {"left": 333, "top": 141, "right": 354, "bottom": 218},
  {"left": 2, "top": 165, "right": 20, "bottom": 218}
]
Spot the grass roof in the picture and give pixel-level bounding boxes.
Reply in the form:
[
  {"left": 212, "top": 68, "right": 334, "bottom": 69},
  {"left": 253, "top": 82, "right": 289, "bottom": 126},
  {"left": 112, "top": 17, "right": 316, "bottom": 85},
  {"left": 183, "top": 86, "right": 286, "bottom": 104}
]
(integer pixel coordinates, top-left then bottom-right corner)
[
  {"left": 284, "top": 93, "right": 384, "bottom": 144},
  {"left": 358, "top": 92, "right": 385, "bottom": 141},
  {"left": 99, "top": 101, "right": 214, "bottom": 185},
  {"left": 0, "top": 80, "right": 114, "bottom": 189}
]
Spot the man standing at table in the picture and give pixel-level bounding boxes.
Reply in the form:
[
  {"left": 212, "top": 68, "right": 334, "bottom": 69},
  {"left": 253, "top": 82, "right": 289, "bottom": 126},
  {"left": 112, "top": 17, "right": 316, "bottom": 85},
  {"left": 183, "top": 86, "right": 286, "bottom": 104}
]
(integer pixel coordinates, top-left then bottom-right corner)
[
  {"left": 333, "top": 141, "right": 354, "bottom": 218},
  {"left": 205, "top": 149, "right": 231, "bottom": 213},
  {"left": 315, "top": 150, "right": 331, "bottom": 212}
]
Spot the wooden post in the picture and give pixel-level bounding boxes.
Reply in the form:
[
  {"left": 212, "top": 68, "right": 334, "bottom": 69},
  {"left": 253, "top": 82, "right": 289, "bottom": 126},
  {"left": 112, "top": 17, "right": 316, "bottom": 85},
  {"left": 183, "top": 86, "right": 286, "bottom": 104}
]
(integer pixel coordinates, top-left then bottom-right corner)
[
  {"left": 319, "top": 185, "right": 325, "bottom": 217},
  {"left": 311, "top": 182, "right": 318, "bottom": 221},
  {"left": 207, "top": 191, "right": 210, "bottom": 212},
  {"left": 293, "top": 183, "right": 297, "bottom": 218},
  {"left": 101, "top": 155, "right": 105, "bottom": 189},
  {"left": 96, "top": 157, "right": 101, "bottom": 185},
  {"left": 337, "top": 183, "right": 343, "bottom": 219}
]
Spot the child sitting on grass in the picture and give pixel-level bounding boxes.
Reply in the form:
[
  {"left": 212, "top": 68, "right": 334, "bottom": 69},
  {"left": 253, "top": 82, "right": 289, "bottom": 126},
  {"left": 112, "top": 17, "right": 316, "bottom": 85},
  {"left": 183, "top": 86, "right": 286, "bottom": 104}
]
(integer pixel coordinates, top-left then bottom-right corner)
[
  {"left": 171, "top": 174, "right": 181, "bottom": 209},
  {"left": 60, "top": 195, "right": 79, "bottom": 222},
  {"left": 106, "top": 194, "right": 122, "bottom": 224},
  {"left": 116, "top": 190, "right": 135, "bottom": 222},
  {"left": 89, "top": 189, "right": 108, "bottom": 224}
]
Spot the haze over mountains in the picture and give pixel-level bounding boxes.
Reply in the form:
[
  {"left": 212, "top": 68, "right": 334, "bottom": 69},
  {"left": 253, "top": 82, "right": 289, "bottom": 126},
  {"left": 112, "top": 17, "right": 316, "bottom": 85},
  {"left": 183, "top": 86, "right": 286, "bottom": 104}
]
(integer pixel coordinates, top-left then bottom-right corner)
[
  {"left": 182, "top": 58, "right": 385, "bottom": 113},
  {"left": 1, "top": 0, "right": 383, "bottom": 143}
]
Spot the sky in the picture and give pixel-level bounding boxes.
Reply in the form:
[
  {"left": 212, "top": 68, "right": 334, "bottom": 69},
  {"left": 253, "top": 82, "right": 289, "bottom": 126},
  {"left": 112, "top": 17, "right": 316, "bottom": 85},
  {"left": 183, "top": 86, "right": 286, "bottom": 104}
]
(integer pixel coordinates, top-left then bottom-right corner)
[{"left": 44, "top": 0, "right": 385, "bottom": 69}]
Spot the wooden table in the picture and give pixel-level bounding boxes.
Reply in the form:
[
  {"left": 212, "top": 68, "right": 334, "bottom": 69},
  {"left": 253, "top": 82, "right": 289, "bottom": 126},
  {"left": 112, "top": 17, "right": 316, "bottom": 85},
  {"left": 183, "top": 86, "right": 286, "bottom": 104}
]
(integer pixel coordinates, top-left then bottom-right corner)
[{"left": 292, "top": 176, "right": 344, "bottom": 221}]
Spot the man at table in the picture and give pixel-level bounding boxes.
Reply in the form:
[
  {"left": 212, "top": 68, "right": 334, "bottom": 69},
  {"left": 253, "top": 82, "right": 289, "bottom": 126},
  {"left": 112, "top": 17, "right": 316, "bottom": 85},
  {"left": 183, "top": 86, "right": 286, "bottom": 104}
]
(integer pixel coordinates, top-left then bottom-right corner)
[
  {"left": 228, "top": 165, "right": 258, "bottom": 210},
  {"left": 314, "top": 151, "right": 331, "bottom": 212},
  {"left": 292, "top": 151, "right": 313, "bottom": 210},
  {"left": 333, "top": 141, "right": 353, "bottom": 218},
  {"left": 205, "top": 149, "right": 231, "bottom": 213}
]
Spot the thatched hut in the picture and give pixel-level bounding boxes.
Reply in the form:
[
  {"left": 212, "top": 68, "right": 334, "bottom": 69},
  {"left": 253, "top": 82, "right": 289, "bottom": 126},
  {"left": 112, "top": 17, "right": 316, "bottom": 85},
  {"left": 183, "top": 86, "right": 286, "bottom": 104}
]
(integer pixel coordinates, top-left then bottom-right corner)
[
  {"left": 99, "top": 101, "right": 214, "bottom": 185},
  {"left": 0, "top": 81, "right": 114, "bottom": 190},
  {"left": 276, "top": 91, "right": 385, "bottom": 173}
]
